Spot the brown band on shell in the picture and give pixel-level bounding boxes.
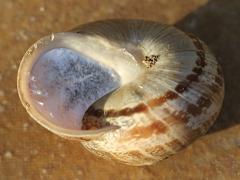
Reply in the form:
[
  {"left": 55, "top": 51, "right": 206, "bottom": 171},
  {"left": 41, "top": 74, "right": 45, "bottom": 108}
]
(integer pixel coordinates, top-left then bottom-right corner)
[
  {"left": 83, "top": 90, "right": 178, "bottom": 121},
  {"left": 215, "top": 65, "right": 224, "bottom": 87},
  {"left": 119, "top": 121, "right": 168, "bottom": 142},
  {"left": 85, "top": 90, "right": 177, "bottom": 120},
  {"left": 81, "top": 115, "right": 111, "bottom": 130},
  {"left": 208, "top": 83, "right": 219, "bottom": 93},
  {"left": 162, "top": 109, "right": 189, "bottom": 125},
  {"left": 147, "top": 91, "right": 178, "bottom": 107},
  {"left": 215, "top": 76, "right": 223, "bottom": 87},
  {"left": 105, "top": 103, "right": 148, "bottom": 117},
  {"left": 187, "top": 96, "right": 211, "bottom": 117},
  {"left": 176, "top": 33, "right": 214, "bottom": 117},
  {"left": 175, "top": 33, "right": 206, "bottom": 94}
]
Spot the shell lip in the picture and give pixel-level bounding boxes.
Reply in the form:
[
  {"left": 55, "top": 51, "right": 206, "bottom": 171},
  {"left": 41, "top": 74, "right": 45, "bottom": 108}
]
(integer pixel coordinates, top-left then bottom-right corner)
[{"left": 17, "top": 33, "right": 120, "bottom": 139}]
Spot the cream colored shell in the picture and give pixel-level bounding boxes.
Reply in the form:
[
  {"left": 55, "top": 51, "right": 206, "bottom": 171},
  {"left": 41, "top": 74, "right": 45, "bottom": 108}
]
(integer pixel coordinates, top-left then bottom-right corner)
[{"left": 17, "top": 20, "right": 224, "bottom": 166}]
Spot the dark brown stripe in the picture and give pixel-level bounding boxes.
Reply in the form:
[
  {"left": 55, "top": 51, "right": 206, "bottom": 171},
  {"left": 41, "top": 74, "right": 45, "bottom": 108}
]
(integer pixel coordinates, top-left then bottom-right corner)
[
  {"left": 215, "top": 64, "right": 224, "bottom": 87},
  {"left": 105, "top": 103, "right": 148, "bottom": 117},
  {"left": 147, "top": 91, "right": 178, "bottom": 107},
  {"left": 175, "top": 33, "right": 206, "bottom": 94},
  {"left": 81, "top": 115, "right": 110, "bottom": 130},
  {"left": 196, "top": 56, "right": 206, "bottom": 67},
  {"left": 163, "top": 109, "right": 188, "bottom": 125},
  {"left": 208, "top": 83, "right": 219, "bottom": 92},
  {"left": 215, "top": 76, "right": 223, "bottom": 86},
  {"left": 85, "top": 90, "right": 178, "bottom": 119},
  {"left": 175, "top": 81, "right": 189, "bottom": 93},
  {"left": 187, "top": 33, "right": 204, "bottom": 50},
  {"left": 84, "top": 104, "right": 148, "bottom": 119},
  {"left": 120, "top": 121, "right": 168, "bottom": 142},
  {"left": 192, "top": 67, "right": 203, "bottom": 74},
  {"left": 86, "top": 91, "right": 178, "bottom": 118},
  {"left": 187, "top": 96, "right": 211, "bottom": 116},
  {"left": 86, "top": 107, "right": 104, "bottom": 117},
  {"left": 187, "top": 74, "right": 199, "bottom": 82}
]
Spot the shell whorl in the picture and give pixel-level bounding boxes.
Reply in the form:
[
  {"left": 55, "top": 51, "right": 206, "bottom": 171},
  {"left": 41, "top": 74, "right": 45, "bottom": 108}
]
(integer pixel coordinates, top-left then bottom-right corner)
[{"left": 17, "top": 20, "right": 224, "bottom": 166}]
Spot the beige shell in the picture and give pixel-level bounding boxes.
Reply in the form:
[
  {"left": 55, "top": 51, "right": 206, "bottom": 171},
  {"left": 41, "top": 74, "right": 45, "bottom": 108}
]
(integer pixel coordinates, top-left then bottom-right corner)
[{"left": 17, "top": 20, "right": 224, "bottom": 166}]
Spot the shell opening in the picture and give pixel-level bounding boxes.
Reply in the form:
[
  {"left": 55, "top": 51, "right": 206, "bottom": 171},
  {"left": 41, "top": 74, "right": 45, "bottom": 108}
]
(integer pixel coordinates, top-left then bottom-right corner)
[{"left": 27, "top": 47, "right": 121, "bottom": 130}]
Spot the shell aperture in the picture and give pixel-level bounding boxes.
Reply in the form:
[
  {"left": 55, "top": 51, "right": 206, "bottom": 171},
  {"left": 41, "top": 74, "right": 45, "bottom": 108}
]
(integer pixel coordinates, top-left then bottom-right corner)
[{"left": 29, "top": 48, "right": 120, "bottom": 130}]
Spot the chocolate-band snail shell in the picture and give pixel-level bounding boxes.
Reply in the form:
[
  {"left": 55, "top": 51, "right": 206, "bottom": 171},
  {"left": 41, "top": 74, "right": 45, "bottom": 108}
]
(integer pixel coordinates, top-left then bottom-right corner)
[{"left": 17, "top": 19, "right": 224, "bottom": 166}]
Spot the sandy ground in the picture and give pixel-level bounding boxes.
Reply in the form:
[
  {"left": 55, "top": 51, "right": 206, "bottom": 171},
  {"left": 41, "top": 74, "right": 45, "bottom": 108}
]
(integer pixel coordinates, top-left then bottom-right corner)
[{"left": 0, "top": 0, "right": 239, "bottom": 179}]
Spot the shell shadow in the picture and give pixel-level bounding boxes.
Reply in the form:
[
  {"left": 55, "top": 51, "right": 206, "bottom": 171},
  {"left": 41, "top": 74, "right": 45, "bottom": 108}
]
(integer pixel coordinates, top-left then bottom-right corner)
[{"left": 176, "top": 0, "right": 240, "bottom": 134}]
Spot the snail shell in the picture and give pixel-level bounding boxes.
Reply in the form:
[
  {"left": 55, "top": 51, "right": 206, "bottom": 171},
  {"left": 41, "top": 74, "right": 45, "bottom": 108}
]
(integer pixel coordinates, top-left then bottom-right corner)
[{"left": 17, "top": 20, "right": 224, "bottom": 166}]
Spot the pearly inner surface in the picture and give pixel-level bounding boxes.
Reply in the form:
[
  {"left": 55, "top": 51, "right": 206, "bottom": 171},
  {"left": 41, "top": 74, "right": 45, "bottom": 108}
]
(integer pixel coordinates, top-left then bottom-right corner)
[{"left": 28, "top": 48, "right": 120, "bottom": 130}]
